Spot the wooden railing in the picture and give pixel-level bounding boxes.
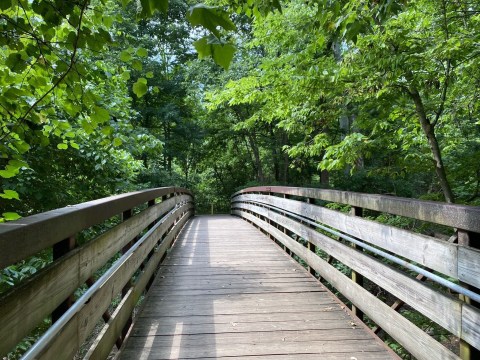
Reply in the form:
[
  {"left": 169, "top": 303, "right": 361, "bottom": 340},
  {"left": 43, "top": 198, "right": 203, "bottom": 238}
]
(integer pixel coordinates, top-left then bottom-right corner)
[
  {"left": 0, "top": 187, "right": 194, "bottom": 359},
  {"left": 232, "top": 186, "right": 480, "bottom": 360}
]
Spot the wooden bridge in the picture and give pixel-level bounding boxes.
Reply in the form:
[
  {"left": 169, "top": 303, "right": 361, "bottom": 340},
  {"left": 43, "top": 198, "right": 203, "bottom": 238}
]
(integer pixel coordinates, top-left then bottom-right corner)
[{"left": 1, "top": 186, "right": 479, "bottom": 360}]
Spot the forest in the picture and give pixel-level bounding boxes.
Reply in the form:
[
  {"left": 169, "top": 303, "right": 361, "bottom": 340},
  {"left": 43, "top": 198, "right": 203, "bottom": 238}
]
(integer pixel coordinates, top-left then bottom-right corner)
[
  {"left": 0, "top": 0, "right": 479, "bottom": 357},
  {"left": 1, "top": 0, "right": 479, "bottom": 220}
]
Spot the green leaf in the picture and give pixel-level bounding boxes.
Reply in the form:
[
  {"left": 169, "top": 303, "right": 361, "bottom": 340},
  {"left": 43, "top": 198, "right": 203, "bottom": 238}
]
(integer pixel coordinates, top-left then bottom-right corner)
[
  {"left": 13, "top": 141, "right": 30, "bottom": 154},
  {"left": 6, "top": 53, "right": 27, "bottom": 73},
  {"left": 57, "top": 143, "right": 68, "bottom": 150},
  {"left": 101, "top": 126, "right": 114, "bottom": 136},
  {"left": 8, "top": 160, "right": 28, "bottom": 169},
  {"left": 69, "top": 141, "right": 80, "bottom": 150},
  {"left": 212, "top": 44, "right": 235, "bottom": 70},
  {"left": 132, "top": 59, "right": 143, "bottom": 71},
  {"left": 0, "top": 164, "right": 21, "bottom": 178},
  {"left": 120, "top": 50, "right": 132, "bottom": 62},
  {"left": 91, "top": 106, "right": 110, "bottom": 124},
  {"left": 194, "top": 36, "right": 236, "bottom": 70},
  {"left": 81, "top": 120, "right": 94, "bottom": 134},
  {"left": 138, "top": 0, "right": 169, "bottom": 18},
  {"left": 113, "top": 137, "right": 123, "bottom": 147},
  {"left": 187, "top": 5, "right": 236, "bottom": 38},
  {"left": 0, "top": 190, "right": 20, "bottom": 200},
  {"left": 194, "top": 37, "right": 212, "bottom": 58},
  {"left": 136, "top": 48, "right": 148, "bottom": 57},
  {"left": 146, "top": 71, "right": 154, "bottom": 78},
  {"left": 121, "top": 71, "right": 131, "bottom": 80},
  {"left": 3, "top": 212, "right": 21, "bottom": 221},
  {"left": 64, "top": 131, "right": 75, "bottom": 138},
  {"left": 0, "top": 170, "right": 15, "bottom": 178},
  {"left": 133, "top": 78, "right": 148, "bottom": 97}
]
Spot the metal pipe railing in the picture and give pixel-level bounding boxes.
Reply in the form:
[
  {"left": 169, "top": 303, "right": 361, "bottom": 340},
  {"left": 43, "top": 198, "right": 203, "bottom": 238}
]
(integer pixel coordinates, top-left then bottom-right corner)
[
  {"left": 233, "top": 199, "right": 480, "bottom": 304},
  {"left": 21, "top": 201, "right": 188, "bottom": 360}
]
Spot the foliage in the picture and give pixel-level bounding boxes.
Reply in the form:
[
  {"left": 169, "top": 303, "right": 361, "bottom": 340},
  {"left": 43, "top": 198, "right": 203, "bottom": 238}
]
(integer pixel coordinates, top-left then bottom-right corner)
[{"left": 1, "top": 0, "right": 479, "bottom": 357}]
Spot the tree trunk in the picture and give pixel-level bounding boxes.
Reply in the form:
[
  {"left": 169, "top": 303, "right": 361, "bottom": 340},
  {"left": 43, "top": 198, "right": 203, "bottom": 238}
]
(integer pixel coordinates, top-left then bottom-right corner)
[
  {"left": 321, "top": 169, "right": 329, "bottom": 186},
  {"left": 271, "top": 125, "right": 281, "bottom": 182},
  {"left": 247, "top": 133, "right": 264, "bottom": 183},
  {"left": 409, "top": 88, "right": 455, "bottom": 203},
  {"left": 281, "top": 131, "right": 289, "bottom": 184}
]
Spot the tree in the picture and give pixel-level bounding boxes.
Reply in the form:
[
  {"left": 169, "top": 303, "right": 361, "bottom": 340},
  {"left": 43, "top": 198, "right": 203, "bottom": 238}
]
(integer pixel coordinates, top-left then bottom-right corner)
[{"left": 320, "top": 0, "right": 480, "bottom": 202}]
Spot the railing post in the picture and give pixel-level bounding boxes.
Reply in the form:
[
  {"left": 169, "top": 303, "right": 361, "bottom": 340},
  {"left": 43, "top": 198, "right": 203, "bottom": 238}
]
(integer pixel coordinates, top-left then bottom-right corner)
[
  {"left": 306, "top": 198, "right": 317, "bottom": 276},
  {"left": 267, "top": 191, "right": 274, "bottom": 241},
  {"left": 145, "top": 199, "right": 157, "bottom": 291},
  {"left": 119, "top": 208, "right": 134, "bottom": 344},
  {"left": 283, "top": 193, "right": 290, "bottom": 255},
  {"left": 51, "top": 236, "right": 76, "bottom": 323},
  {"left": 457, "top": 229, "right": 480, "bottom": 360},
  {"left": 350, "top": 206, "right": 364, "bottom": 322}
]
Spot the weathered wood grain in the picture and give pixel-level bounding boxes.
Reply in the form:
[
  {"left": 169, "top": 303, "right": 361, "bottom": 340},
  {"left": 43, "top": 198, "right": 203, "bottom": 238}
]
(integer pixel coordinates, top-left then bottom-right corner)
[
  {"left": 118, "top": 215, "right": 396, "bottom": 360},
  {"left": 462, "top": 303, "right": 480, "bottom": 350},
  {"left": 458, "top": 246, "right": 480, "bottom": 290},
  {"left": 236, "top": 202, "right": 469, "bottom": 338},
  {"left": 133, "top": 310, "right": 349, "bottom": 330},
  {"left": 236, "top": 210, "right": 460, "bottom": 360},
  {"left": 213, "top": 354, "right": 396, "bottom": 360},
  {"left": 120, "top": 337, "right": 388, "bottom": 359},
  {"left": 0, "top": 187, "right": 192, "bottom": 268},
  {"left": 233, "top": 186, "right": 480, "bottom": 232},
  {"left": 0, "top": 197, "right": 189, "bottom": 356},
  {"left": 85, "top": 210, "right": 192, "bottom": 360},
  {"left": 33, "top": 205, "right": 192, "bottom": 359},
  {"left": 233, "top": 195, "right": 480, "bottom": 289}
]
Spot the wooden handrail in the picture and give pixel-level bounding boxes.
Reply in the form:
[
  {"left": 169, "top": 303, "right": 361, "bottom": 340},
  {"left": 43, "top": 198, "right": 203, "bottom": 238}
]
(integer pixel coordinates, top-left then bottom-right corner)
[
  {"left": 0, "top": 186, "right": 192, "bottom": 268},
  {"left": 233, "top": 186, "right": 480, "bottom": 233},
  {"left": 232, "top": 186, "right": 480, "bottom": 360},
  {"left": 0, "top": 188, "right": 194, "bottom": 359}
]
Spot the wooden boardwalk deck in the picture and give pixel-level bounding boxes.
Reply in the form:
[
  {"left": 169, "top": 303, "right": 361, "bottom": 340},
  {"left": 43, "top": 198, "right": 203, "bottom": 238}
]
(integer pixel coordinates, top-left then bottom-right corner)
[{"left": 118, "top": 215, "right": 397, "bottom": 360}]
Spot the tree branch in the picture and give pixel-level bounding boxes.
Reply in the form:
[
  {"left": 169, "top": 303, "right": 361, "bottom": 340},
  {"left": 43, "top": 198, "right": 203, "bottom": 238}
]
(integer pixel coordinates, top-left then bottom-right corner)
[{"left": 19, "top": 0, "right": 89, "bottom": 125}]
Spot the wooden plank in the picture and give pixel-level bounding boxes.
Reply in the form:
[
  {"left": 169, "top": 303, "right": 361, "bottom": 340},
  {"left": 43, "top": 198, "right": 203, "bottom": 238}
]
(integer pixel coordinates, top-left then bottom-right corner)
[
  {"left": 235, "top": 198, "right": 462, "bottom": 281},
  {"left": 142, "top": 290, "right": 333, "bottom": 303},
  {"left": 133, "top": 309, "right": 348, "bottom": 329},
  {"left": 155, "top": 272, "right": 308, "bottom": 280},
  {"left": 458, "top": 246, "right": 480, "bottom": 290},
  {"left": 233, "top": 186, "right": 480, "bottom": 232},
  {"left": 126, "top": 329, "right": 375, "bottom": 346},
  {"left": 33, "top": 205, "right": 192, "bottom": 359},
  {"left": 0, "top": 197, "right": 187, "bottom": 357},
  {"left": 462, "top": 304, "right": 480, "bottom": 350},
  {"left": 120, "top": 337, "right": 389, "bottom": 359},
  {"left": 128, "top": 319, "right": 363, "bottom": 336},
  {"left": 139, "top": 298, "right": 336, "bottom": 318},
  {"left": 0, "top": 187, "right": 192, "bottom": 268},
  {"left": 154, "top": 278, "right": 316, "bottom": 286},
  {"left": 213, "top": 355, "right": 393, "bottom": 360},
  {"left": 156, "top": 270, "right": 307, "bottom": 278},
  {"left": 161, "top": 260, "right": 303, "bottom": 267},
  {"left": 85, "top": 210, "right": 192, "bottom": 360},
  {"left": 237, "top": 204, "right": 467, "bottom": 338},
  {"left": 236, "top": 210, "right": 460, "bottom": 360},
  {"left": 143, "top": 287, "right": 324, "bottom": 297}
]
